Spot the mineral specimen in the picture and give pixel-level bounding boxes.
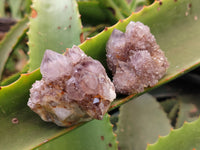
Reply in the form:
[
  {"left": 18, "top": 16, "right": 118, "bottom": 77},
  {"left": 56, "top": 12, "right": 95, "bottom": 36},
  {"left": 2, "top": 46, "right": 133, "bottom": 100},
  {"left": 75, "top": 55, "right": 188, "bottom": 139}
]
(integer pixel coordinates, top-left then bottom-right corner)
[
  {"left": 106, "top": 21, "right": 169, "bottom": 94},
  {"left": 28, "top": 46, "right": 116, "bottom": 127}
]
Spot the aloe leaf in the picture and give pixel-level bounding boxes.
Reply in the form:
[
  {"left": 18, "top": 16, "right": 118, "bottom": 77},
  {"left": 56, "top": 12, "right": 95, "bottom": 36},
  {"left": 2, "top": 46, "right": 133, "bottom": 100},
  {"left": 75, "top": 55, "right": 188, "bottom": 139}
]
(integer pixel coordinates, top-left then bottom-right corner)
[
  {"left": 146, "top": 0, "right": 154, "bottom": 5},
  {"left": 113, "top": 0, "right": 130, "bottom": 12},
  {"left": 0, "top": 0, "right": 5, "bottom": 17},
  {"left": 28, "top": 0, "right": 82, "bottom": 71},
  {"left": 0, "top": 64, "right": 29, "bottom": 86},
  {"left": 117, "top": 94, "right": 171, "bottom": 150},
  {"left": 0, "top": 72, "right": 21, "bottom": 86},
  {"left": 78, "top": 1, "right": 117, "bottom": 25},
  {"left": 175, "top": 95, "right": 200, "bottom": 128},
  {"left": 112, "top": 0, "right": 131, "bottom": 17},
  {"left": 176, "top": 100, "right": 198, "bottom": 128},
  {"left": 130, "top": 0, "right": 136, "bottom": 11},
  {"left": 33, "top": 114, "right": 117, "bottom": 150},
  {"left": 147, "top": 117, "right": 200, "bottom": 150},
  {"left": 0, "top": 69, "right": 41, "bottom": 116},
  {"left": 0, "top": 109, "right": 117, "bottom": 150},
  {"left": 99, "top": 0, "right": 125, "bottom": 20},
  {"left": 8, "top": 0, "right": 23, "bottom": 19},
  {"left": 130, "top": 0, "right": 147, "bottom": 12},
  {"left": 83, "top": 24, "right": 107, "bottom": 38},
  {"left": 160, "top": 98, "right": 178, "bottom": 114},
  {"left": 1, "top": 0, "right": 200, "bottom": 148},
  {"left": 23, "top": 0, "right": 32, "bottom": 14},
  {"left": 0, "top": 17, "right": 28, "bottom": 80},
  {"left": 168, "top": 102, "right": 179, "bottom": 125}
]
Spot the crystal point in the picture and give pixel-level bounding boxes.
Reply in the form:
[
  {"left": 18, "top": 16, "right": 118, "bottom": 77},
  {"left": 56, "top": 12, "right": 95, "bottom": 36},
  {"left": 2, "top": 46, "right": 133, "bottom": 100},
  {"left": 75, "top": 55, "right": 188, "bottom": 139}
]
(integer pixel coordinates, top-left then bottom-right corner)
[
  {"left": 64, "top": 45, "right": 86, "bottom": 64},
  {"left": 40, "top": 49, "right": 71, "bottom": 81}
]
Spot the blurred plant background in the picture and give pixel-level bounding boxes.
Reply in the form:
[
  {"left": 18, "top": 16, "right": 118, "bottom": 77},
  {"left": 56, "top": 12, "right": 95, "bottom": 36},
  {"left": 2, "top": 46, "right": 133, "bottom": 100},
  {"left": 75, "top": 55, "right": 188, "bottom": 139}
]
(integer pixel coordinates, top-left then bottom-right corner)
[{"left": 0, "top": 0, "right": 200, "bottom": 149}]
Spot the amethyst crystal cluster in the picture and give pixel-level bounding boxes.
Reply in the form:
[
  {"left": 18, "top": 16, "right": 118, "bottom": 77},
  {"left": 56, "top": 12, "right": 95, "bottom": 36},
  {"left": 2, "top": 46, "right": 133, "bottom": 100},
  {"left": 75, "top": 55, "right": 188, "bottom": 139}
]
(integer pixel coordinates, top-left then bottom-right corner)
[
  {"left": 28, "top": 46, "right": 116, "bottom": 127},
  {"left": 28, "top": 21, "right": 169, "bottom": 127},
  {"left": 106, "top": 21, "right": 169, "bottom": 94}
]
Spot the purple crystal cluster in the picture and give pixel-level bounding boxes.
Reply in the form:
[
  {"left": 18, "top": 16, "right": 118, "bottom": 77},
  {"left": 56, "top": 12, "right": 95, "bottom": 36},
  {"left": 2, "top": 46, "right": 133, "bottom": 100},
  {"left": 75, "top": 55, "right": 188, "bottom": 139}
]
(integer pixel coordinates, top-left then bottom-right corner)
[
  {"left": 106, "top": 21, "right": 169, "bottom": 94},
  {"left": 28, "top": 46, "right": 116, "bottom": 127}
]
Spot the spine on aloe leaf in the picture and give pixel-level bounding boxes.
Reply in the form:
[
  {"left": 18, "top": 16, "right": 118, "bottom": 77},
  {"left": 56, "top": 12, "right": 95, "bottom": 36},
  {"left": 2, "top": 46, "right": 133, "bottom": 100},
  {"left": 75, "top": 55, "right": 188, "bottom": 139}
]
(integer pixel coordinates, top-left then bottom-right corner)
[
  {"left": 28, "top": 46, "right": 116, "bottom": 127},
  {"left": 106, "top": 21, "right": 169, "bottom": 94}
]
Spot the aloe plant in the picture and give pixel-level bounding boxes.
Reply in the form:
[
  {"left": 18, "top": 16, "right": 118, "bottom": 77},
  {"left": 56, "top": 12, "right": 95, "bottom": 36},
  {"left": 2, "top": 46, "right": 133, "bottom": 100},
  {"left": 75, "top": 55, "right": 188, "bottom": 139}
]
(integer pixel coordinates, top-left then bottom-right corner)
[{"left": 0, "top": 0, "right": 200, "bottom": 149}]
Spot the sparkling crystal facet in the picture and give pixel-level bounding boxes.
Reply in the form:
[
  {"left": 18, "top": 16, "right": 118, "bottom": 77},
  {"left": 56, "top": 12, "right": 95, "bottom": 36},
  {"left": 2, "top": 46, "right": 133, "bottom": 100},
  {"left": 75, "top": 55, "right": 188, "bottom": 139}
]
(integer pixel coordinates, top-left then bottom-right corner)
[
  {"left": 106, "top": 21, "right": 169, "bottom": 94},
  {"left": 28, "top": 46, "right": 116, "bottom": 127}
]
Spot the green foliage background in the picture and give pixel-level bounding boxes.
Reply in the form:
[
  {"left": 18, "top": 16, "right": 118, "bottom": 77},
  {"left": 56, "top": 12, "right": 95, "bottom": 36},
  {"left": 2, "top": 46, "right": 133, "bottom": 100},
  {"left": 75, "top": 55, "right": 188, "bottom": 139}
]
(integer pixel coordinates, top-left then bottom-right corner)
[{"left": 0, "top": 0, "right": 200, "bottom": 149}]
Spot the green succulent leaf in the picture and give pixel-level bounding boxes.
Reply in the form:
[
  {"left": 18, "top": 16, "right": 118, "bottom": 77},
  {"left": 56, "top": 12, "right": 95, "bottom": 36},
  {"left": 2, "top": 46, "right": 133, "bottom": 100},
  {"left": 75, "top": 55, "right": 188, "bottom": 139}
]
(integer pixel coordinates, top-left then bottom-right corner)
[
  {"left": 33, "top": 113, "right": 117, "bottom": 150},
  {"left": 112, "top": 0, "right": 131, "bottom": 17},
  {"left": 0, "top": 68, "right": 41, "bottom": 116},
  {"left": 99, "top": 0, "right": 125, "bottom": 20},
  {"left": 23, "top": 0, "right": 32, "bottom": 14},
  {"left": 117, "top": 94, "right": 171, "bottom": 150},
  {"left": 168, "top": 102, "right": 179, "bottom": 124},
  {"left": 160, "top": 98, "right": 178, "bottom": 114},
  {"left": 0, "top": 109, "right": 117, "bottom": 150},
  {"left": 147, "top": 117, "right": 200, "bottom": 150},
  {"left": 0, "top": 64, "right": 29, "bottom": 86},
  {"left": 1, "top": 0, "right": 200, "bottom": 148},
  {"left": 146, "top": 0, "right": 154, "bottom": 5},
  {"left": 175, "top": 95, "right": 200, "bottom": 128},
  {"left": 78, "top": 1, "right": 117, "bottom": 25},
  {"left": 129, "top": 0, "right": 136, "bottom": 12},
  {"left": 130, "top": 0, "right": 147, "bottom": 12},
  {"left": 28, "top": 0, "right": 82, "bottom": 71},
  {"left": 0, "top": 0, "right": 5, "bottom": 17},
  {"left": 8, "top": 0, "right": 23, "bottom": 19},
  {"left": 0, "top": 16, "right": 28, "bottom": 80}
]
